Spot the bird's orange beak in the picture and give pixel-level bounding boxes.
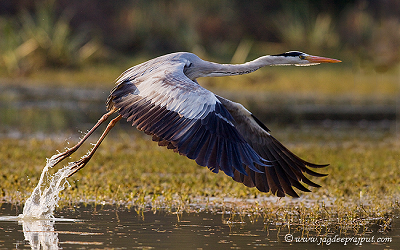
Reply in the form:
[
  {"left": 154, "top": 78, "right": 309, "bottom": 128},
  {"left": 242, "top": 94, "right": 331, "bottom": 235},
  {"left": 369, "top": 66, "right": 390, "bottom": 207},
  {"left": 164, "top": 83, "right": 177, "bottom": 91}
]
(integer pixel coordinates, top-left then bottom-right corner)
[{"left": 305, "top": 55, "right": 342, "bottom": 63}]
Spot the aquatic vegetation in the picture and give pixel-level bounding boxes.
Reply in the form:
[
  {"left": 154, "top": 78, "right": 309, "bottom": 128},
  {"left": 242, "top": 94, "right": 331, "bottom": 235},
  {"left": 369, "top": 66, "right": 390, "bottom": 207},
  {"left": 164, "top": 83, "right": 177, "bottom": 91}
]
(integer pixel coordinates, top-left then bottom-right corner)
[{"left": 1, "top": 125, "right": 399, "bottom": 235}]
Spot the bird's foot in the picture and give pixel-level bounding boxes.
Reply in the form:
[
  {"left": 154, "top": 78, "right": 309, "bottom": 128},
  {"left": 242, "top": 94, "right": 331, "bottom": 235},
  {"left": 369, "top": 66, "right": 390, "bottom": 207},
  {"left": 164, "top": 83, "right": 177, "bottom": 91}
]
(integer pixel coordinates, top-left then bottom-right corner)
[
  {"left": 50, "top": 150, "right": 74, "bottom": 166},
  {"left": 67, "top": 157, "right": 90, "bottom": 177}
]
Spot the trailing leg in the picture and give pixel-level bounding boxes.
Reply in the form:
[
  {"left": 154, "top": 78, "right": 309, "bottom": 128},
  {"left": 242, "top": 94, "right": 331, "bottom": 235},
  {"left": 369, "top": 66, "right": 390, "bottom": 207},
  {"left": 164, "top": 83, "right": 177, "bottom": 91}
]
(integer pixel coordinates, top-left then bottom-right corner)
[
  {"left": 51, "top": 108, "right": 118, "bottom": 165},
  {"left": 68, "top": 115, "right": 122, "bottom": 177}
]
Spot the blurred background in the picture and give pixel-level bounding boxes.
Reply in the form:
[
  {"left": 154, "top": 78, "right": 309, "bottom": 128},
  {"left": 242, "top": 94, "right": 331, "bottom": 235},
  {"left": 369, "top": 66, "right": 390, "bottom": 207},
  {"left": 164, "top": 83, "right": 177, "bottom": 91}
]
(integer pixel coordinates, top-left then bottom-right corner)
[{"left": 0, "top": 0, "right": 399, "bottom": 135}]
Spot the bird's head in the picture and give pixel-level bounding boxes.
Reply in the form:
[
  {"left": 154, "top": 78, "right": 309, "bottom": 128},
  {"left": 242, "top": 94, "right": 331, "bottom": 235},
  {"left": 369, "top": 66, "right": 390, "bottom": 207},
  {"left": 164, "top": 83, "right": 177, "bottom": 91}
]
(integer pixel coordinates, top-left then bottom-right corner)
[{"left": 271, "top": 51, "right": 341, "bottom": 66}]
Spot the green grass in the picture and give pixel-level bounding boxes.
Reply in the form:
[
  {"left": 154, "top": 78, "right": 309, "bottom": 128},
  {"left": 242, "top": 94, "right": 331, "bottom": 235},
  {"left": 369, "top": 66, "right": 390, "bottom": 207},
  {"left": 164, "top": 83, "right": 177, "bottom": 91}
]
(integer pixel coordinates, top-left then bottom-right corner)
[{"left": 1, "top": 125, "right": 399, "bottom": 234}]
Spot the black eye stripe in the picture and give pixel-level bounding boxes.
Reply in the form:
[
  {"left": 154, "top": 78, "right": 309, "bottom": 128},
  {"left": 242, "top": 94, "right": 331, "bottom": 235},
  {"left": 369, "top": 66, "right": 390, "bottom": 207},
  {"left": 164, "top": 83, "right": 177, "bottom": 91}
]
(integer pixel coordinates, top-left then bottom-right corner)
[{"left": 272, "top": 52, "right": 303, "bottom": 57}]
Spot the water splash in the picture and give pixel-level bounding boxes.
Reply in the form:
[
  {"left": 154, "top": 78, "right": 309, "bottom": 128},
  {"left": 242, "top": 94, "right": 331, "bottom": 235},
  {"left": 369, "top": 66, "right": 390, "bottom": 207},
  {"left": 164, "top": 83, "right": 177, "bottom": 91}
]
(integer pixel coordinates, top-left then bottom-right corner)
[{"left": 19, "top": 154, "right": 74, "bottom": 220}]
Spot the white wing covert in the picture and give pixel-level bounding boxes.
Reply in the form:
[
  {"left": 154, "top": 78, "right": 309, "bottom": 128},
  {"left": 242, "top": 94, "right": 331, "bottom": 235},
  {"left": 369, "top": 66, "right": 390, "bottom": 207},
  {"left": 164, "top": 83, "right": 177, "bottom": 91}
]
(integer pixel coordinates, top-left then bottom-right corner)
[{"left": 107, "top": 55, "right": 267, "bottom": 178}]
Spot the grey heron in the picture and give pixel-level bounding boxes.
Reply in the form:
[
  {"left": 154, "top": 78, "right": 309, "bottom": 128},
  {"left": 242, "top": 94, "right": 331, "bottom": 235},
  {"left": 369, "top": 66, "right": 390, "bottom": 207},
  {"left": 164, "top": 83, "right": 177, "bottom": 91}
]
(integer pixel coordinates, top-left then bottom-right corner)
[{"left": 53, "top": 51, "right": 341, "bottom": 197}]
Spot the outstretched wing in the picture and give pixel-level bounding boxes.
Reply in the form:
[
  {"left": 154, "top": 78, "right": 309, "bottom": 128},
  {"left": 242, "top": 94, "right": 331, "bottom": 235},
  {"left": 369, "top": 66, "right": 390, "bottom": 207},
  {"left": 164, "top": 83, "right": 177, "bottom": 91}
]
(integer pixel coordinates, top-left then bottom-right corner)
[
  {"left": 106, "top": 54, "right": 267, "bottom": 178},
  {"left": 216, "top": 96, "right": 327, "bottom": 197}
]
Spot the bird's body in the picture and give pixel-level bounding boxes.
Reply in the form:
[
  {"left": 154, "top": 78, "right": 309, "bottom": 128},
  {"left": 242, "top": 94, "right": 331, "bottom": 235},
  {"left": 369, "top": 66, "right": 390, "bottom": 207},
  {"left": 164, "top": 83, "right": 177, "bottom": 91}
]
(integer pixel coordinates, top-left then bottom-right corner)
[{"left": 54, "top": 51, "right": 340, "bottom": 197}]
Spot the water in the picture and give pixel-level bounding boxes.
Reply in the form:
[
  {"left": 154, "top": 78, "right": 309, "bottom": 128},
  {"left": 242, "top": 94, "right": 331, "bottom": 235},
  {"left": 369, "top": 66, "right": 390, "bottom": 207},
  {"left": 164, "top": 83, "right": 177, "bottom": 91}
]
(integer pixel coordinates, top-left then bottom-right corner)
[
  {"left": 1, "top": 214, "right": 76, "bottom": 250},
  {"left": 5, "top": 155, "right": 285, "bottom": 249},
  {"left": 3, "top": 160, "right": 397, "bottom": 249},
  {"left": 3, "top": 154, "right": 77, "bottom": 249},
  {"left": 0, "top": 84, "right": 395, "bottom": 135},
  {"left": 1, "top": 203, "right": 399, "bottom": 249}
]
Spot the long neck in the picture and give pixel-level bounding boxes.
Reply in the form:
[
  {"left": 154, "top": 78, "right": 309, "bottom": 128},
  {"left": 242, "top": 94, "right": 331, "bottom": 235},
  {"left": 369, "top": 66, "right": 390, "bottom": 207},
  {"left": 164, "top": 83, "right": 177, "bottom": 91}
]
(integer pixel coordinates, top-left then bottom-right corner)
[{"left": 203, "top": 55, "right": 282, "bottom": 77}]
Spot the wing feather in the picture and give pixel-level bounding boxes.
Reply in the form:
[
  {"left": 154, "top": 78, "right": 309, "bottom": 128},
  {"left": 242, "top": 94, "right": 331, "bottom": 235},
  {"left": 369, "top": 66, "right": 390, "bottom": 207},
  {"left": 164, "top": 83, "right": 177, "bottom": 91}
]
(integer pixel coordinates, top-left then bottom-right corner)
[
  {"left": 106, "top": 52, "right": 326, "bottom": 197},
  {"left": 107, "top": 54, "right": 267, "bottom": 180},
  {"left": 216, "top": 95, "right": 327, "bottom": 197}
]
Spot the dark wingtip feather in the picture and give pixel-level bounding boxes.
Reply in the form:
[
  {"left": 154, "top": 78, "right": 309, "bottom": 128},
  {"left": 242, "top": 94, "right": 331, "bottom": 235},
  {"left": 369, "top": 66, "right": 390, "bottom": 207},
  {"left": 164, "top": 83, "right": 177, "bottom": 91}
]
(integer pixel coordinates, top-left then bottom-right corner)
[
  {"left": 303, "top": 168, "right": 328, "bottom": 177},
  {"left": 301, "top": 177, "right": 322, "bottom": 188},
  {"left": 287, "top": 191, "right": 300, "bottom": 198},
  {"left": 305, "top": 162, "right": 330, "bottom": 169},
  {"left": 251, "top": 114, "right": 270, "bottom": 132},
  {"left": 290, "top": 180, "right": 311, "bottom": 193}
]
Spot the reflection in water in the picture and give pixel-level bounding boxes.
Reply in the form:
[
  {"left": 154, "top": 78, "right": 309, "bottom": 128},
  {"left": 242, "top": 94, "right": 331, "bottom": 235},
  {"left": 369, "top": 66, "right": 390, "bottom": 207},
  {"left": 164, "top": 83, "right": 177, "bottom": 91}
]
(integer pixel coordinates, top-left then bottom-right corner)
[
  {"left": 20, "top": 219, "right": 59, "bottom": 250},
  {"left": 0, "top": 215, "right": 76, "bottom": 250},
  {"left": 16, "top": 152, "right": 74, "bottom": 249},
  {"left": 0, "top": 203, "right": 397, "bottom": 249}
]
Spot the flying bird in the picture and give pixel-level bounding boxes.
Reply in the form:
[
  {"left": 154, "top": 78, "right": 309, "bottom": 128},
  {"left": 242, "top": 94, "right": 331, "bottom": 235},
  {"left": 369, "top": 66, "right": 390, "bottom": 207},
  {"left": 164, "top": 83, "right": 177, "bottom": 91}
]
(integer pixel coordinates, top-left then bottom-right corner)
[{"left": 53, "top": 51, "right": 341, "bottom": 197}]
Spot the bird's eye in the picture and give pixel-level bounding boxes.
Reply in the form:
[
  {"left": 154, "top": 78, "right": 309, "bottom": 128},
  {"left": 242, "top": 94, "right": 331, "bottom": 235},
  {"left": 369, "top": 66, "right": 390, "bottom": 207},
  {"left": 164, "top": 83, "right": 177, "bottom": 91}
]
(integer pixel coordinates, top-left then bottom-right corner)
[{"left": 299, "top": 55, "right": 306, "bottom": 60}]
